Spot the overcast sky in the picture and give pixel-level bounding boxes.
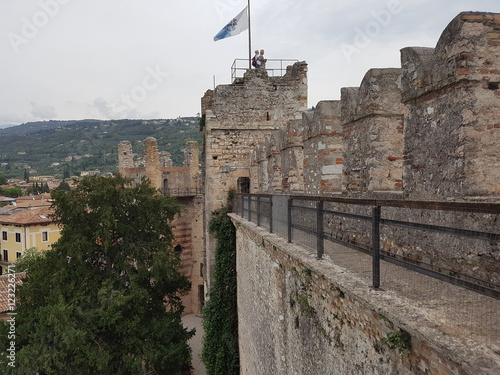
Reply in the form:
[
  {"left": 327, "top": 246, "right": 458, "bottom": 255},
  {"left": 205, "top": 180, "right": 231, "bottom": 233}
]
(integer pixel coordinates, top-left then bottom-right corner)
[{"left": 1, "top": 0, "right": 500, "bottom": 126}]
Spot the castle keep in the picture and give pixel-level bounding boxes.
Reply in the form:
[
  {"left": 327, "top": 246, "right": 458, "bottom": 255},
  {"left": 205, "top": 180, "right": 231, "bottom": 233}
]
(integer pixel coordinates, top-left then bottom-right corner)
[{"left": 201, "top": 12, "right": 500, "bottom": 375}]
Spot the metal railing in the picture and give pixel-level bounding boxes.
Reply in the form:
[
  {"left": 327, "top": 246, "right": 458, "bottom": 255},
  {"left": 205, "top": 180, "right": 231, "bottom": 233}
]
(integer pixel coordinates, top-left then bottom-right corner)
[
  {"left": 234, "top": 193, "right": 500, "bottom": 299},
  {"left": 231, "top": 58, "right": 299, "bottom": 82},
  {"left": 164, "top": 188, "right": 202, "bottom": 197}
]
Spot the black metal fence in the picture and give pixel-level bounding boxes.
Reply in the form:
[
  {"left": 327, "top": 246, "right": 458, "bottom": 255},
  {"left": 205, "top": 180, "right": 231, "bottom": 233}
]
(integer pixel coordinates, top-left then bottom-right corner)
[
  {"left": 231, "top": 58, "right": 299, "bottom": 82},
  {"left": 164, "top": 188, "right": 202, "bottom": 197},
  {"left": 234, "top": 193, "right": 500, "bottom": 300}
]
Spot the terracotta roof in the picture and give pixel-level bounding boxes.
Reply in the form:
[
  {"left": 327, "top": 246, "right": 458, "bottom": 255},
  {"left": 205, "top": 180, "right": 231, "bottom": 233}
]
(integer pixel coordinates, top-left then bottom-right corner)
[
  {"left": 15, "top": 201, "right": 52, "bottom": 208},
  {"left": 0, "top": 272, "right": 25, "bottom": 314},
  {"left": 17, "top": 193, "right": 52, "bottom": 201},
  {"left": 0, "top": 206, "right": 57, "bottom": 225}
]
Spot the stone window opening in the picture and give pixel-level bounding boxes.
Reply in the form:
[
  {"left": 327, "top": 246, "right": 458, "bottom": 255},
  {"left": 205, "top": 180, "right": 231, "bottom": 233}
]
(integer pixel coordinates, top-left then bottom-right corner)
[
  {"left": 163, "top": 179, "right": 169, "bottom": 196},
  {"left": 237, "top": 177, "right": 250, "bottom": 193},
  {"left": 488, "top": 82, "right": 499, "bottom": 90}
]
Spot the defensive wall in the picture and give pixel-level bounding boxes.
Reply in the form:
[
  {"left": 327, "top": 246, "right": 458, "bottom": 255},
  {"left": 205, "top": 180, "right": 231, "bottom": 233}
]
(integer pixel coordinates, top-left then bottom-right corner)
[
  {"left": 201, "top": 11, "right": 500, "bottom": 375},
  {"left": 118, "top": 138, "right": 204, "bottom": 315}
]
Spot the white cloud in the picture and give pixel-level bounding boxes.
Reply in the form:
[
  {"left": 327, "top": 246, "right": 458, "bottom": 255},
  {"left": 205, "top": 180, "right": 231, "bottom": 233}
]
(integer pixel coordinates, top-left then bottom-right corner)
[
  {"left": 1, "top": 0, "right": 500, "bottom": 125},
  {"left": 30, "top": 102, "right": 57, "bottom": 119}
]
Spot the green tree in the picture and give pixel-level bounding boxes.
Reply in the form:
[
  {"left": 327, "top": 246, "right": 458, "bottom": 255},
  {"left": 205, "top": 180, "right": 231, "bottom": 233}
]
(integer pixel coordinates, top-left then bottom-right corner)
[
  {"left": 63, "top": 165, "right": 71, "bottom": 179},
  {"left": 202, "top": 203, "right": 239, "bottom": 375},
  {"left": 57, "top": 180, "right": 71, "bottom": 191},
  {"left": 0, "top": 172, "right": 8, "bottom": 185},
  {"left": 2, "top": 187, "right": 22, "bottom": 198},
  {"left": 0, "top": 175, "right": 194, "bottom": 374},
  {"left": 24, "top": 169, "right": 29, "bottom": 183}
]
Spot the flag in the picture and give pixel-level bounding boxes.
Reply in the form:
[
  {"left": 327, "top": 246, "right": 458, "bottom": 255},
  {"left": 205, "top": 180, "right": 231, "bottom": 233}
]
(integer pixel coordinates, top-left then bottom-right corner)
[{"left": 213, "top": 7, "right": 248, "bottom": 41}]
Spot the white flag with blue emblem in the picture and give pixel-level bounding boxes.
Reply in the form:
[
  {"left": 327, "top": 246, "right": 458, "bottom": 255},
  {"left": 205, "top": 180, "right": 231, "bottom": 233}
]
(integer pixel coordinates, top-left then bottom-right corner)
[{"left": 214, "top": 7, "right": 248, "bottom": 41}]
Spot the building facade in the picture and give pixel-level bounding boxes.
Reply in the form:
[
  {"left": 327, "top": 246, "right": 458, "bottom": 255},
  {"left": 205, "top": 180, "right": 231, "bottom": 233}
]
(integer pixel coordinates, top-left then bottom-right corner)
[{"left": 0, "top": 206, "right": 61, "bottom": 274}]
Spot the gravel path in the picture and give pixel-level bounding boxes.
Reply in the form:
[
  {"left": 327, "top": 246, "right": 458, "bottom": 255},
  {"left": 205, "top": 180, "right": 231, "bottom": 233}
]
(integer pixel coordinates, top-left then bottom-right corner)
[{"left": 182, "top": 314, "right": 206, "bottom": 375}]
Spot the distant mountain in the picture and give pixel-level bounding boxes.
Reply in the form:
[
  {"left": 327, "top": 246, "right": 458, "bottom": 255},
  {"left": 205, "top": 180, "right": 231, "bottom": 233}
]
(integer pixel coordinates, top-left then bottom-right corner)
[
  {"left": 0, "top": 118, "right": 201, "bottom": 180},
  {"left": 0, "top": 124, "right": 18, "bottom": 129}
]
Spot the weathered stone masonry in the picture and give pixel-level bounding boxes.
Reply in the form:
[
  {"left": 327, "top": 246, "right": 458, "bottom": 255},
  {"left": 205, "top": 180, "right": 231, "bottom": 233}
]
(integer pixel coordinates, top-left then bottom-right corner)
[
  {"left": 232, "top": 216, "right": 498, "bottom": 375},
  {"left": 201, "top": 11, "right": 500, "bottom": 375},
  {"left": 201, "top": 64, "right": 308, "bottom": 278}
]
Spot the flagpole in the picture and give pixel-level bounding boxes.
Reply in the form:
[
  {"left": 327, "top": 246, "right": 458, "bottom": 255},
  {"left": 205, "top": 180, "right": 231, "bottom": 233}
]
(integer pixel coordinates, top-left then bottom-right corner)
[{"left": 248, "top": 0, "right": 252, "bottom": 69}]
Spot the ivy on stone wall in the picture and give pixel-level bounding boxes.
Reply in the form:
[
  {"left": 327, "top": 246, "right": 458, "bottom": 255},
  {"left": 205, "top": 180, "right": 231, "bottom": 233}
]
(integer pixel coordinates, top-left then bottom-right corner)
[{"left": 202, "top": 201, "right": 239, "bottom": 375}]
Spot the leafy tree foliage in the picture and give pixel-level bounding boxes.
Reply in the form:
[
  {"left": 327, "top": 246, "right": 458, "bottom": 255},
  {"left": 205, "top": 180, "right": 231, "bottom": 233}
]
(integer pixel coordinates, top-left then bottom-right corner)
[
  {"left": 202, "top": 204, "right": 239, "bottom": 375},
  {"left": 56, "top": 180, "right": 71, "bottom": 191},
  {"left": 0, "top": 175, "right": 194, "bottom": 374},
  {"left": 0, "top": 172, "right": 7, "bottom": 185},
  {"left": 1, "top": 187, "right": 22, "bottom": 198}
]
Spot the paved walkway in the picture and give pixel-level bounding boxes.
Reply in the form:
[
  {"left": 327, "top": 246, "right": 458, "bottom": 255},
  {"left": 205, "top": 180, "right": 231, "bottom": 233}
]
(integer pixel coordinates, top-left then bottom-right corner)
[{"left": 182, "top": 314, "right": 206, "bottom": 375}]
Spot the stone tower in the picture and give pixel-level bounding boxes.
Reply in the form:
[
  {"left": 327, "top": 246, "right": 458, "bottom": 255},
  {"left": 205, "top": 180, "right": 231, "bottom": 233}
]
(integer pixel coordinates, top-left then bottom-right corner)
[{"left": 201, "top": 62, "right": 308, "bottom": 285}]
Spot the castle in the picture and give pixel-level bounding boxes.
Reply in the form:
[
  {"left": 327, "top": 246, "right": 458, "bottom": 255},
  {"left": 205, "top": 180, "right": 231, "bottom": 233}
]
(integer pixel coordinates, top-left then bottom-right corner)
[{"left": 122, "top": 12, "right": 499, "bottom": 374}]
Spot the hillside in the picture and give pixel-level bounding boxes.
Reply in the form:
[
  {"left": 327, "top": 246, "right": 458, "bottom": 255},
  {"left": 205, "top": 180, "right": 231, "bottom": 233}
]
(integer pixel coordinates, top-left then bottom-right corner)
[{"left": 0, "top": 118, "right": 202, "bottom": 180}]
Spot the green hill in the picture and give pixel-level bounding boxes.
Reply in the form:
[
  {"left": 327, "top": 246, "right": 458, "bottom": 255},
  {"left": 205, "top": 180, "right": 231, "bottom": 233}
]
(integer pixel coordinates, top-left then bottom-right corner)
[{"left": 0, "top": 118, "right": 202, "bottom": 180}]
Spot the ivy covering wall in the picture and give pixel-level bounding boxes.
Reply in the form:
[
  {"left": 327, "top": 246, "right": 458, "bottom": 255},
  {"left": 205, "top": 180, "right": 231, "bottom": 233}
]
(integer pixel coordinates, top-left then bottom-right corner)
[{"left": 201, "top": 204, "right": 239, "bottom": 375}]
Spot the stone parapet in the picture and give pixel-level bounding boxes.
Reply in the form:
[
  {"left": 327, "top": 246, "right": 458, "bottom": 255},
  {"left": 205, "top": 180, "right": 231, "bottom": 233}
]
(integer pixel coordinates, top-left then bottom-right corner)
[
  {"left": 400, "top": 12, "right": 500, "bottom": 199},
  {"left": 341, "top": 68, "right": 404, "bottom": 195}
]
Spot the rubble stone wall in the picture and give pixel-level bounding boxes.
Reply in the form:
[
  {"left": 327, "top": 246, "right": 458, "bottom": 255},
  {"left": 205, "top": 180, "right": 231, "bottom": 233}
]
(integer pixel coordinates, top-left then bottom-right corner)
[{"left": 233, "top": 215, "right": 495, "bottom": 375}]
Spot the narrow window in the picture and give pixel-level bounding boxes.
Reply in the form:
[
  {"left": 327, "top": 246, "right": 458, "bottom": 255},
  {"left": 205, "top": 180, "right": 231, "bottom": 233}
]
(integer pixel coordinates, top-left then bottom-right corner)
[
  {"left": 16, "top": 252, "right": 22, "bottom": 259},
  {"left": 2, "top": 231, "right": 6, "bottom": 241},
  {"left": 42, "top": 231, "right": 48, "bottom": 242},
  {"left": 15, "top": 233, "right": 21, "bottom": 243},
  {"left": 3, "top": 250, "right": 8, "bottom": 262}
]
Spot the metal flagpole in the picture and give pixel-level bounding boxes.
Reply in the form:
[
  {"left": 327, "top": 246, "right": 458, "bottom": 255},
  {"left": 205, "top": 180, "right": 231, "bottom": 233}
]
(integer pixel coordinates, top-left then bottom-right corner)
[{"left": 248, "top": 0, "right": 252, "bottom": 69}]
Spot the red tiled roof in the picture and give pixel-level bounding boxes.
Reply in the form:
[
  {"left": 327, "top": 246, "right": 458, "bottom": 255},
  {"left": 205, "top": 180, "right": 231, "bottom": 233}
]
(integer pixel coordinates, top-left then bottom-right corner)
[{"left": 0, "top": 206, "right": 57, "bottom": 225}]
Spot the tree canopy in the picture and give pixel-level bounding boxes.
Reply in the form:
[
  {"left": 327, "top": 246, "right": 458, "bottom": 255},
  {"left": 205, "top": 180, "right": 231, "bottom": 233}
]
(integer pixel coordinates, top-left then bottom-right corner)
[{"left": 0, "top": 174, "right": 193, "bottom": 374}]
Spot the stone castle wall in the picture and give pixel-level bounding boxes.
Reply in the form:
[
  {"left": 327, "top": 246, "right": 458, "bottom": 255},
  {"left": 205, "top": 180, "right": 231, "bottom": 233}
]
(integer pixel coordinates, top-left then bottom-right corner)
[
  {"left": 118, "top": 138, "right": 204, "bottom": 315},
  {"left": 201, "top": 63, "right": 309, "bottom": 278},
  {"left": 232, "top": 215, "right": 499, "bottom": 375},
  {"left": 199, "top": 10, "right": 500, "bottom": 375},
  {"left": 249, "top": 13, "right": 499, "bottom": 201},
  {"left": 239, "top": 12, "right": 500, "bottom": 285}
]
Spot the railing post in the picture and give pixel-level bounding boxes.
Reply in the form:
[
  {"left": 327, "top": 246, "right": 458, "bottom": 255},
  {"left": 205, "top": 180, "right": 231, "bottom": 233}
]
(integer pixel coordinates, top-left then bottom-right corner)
[
  {"left": 372, "top": 206, "right": 381, "bottom": 289},
  {"left": 287, "top": 197, "right": 292, "bottom": 243},
  {"left": 257, "top": 196, "right": 261, "bottom": 227},
  {"left": 247, "top": 195, "right": 251, "bottom": 221},
  {"left": 269, "top": 196, "right": 273, "bottom": 233},
  {"left": 317, "top": 200, "right": 324, "bottom": 259}
]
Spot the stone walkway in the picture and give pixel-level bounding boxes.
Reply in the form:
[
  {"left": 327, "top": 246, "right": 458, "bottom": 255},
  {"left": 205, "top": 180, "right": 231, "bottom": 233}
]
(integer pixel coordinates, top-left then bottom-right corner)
[{"left": 182, "top": 314, "right": 207, "bottom": 375}]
